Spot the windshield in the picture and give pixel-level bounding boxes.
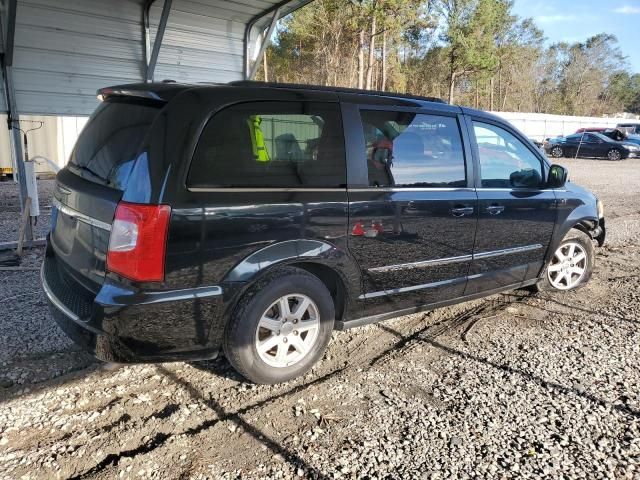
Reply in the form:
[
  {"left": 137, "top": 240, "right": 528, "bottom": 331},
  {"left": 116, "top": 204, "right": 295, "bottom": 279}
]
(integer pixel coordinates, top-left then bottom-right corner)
[{"left": 68, "top": 101, "right": 160, "bottom": 189}]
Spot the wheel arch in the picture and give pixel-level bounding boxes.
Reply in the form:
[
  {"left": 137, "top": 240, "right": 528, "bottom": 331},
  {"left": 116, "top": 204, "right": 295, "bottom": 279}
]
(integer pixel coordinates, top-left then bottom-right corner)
[
  {"left": 545, "top": 214, "right": 599, "bottom": 265},
  {"left": 289, "top": 262, "right": 348, "bottom": 321},
  {"left": 222, "top": 239, "right": 360, "bottom": 322}
]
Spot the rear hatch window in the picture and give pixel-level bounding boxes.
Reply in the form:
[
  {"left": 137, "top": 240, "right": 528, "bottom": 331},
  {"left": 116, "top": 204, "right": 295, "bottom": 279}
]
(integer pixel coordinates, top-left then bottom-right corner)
[
  {"left": 68, "top": 101, "right": 160, "bottom": 190},
  {"left": 49, "top": 100, "right": 161, "bottom": 294}
]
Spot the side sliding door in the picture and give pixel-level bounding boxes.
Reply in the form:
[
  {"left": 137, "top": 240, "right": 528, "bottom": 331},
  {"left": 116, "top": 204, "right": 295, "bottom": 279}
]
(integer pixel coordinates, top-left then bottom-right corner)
[{"left": 344, "top": 102, "right": 478, "bottom": 317}]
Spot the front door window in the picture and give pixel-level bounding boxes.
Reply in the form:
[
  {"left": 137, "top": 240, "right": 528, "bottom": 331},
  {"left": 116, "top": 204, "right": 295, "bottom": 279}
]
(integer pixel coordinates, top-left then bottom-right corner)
[{"left": 473, "top": 122, "right": 543, "bottom": 189}]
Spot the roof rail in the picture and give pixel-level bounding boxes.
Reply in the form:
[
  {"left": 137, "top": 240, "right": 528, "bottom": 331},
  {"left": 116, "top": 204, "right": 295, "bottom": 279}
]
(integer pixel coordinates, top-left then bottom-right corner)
[{"left": 228, "top": 80, "right": 447, "bottom": 104}]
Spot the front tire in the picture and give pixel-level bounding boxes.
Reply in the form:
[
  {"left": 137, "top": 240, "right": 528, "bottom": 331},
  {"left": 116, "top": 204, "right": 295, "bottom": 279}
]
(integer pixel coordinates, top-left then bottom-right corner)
[
  {"left": 535, "top": 229, "right": 595, "bottom": 292},
  {"left": 223, "top": 267, "right": 335, "bottom": 384},
  {"left": 607, "top": 149, "right": 622, "bottom": 161}
]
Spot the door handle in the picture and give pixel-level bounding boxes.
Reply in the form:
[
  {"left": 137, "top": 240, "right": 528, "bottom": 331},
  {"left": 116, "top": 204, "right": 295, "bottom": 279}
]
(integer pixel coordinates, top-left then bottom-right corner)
[
  {"left": 486, "top": 205, "right": 505, "bottom": 215},
  {"left": 450, "top": 206, "right": 474, "bottom": 217}
]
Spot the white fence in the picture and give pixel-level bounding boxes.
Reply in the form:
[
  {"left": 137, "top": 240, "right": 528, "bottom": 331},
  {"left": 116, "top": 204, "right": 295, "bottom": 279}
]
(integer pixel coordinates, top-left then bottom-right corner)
[
  {"left": 3, "top": 111, "right": 639, "bottom": 176},
  {"left": 491, "top": 112, "right": 638, "bottom": 141}
]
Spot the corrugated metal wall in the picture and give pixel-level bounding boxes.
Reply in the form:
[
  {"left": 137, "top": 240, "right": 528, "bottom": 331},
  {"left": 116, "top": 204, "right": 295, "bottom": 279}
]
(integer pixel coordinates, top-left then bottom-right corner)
[
  {"left": 13, "top": 0, "right": 146, "bottom": 115},
  {"left": 151, "top": 0, "right": 258, "bottom": 84},
  {"left": 7, "top": 0, "right": 305, "bottom": 116}
]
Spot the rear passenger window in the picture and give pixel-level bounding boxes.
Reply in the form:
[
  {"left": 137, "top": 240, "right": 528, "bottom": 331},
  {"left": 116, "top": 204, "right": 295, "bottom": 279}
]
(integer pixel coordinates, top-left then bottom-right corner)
[
  {"left": 188, "top": 102, "right": 345, "bottom": 188},
  {"left": 360, "top": 110, "right": 466, "bottom": 188},
  {"left": 473, "top": 122, "right": 543, "bottom": 189}
]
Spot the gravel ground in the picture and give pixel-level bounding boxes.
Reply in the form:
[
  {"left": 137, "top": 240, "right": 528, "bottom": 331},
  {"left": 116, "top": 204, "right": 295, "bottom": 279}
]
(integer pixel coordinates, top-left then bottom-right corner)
[{"left": 0, "top": 159, "right": 639, "bottom": 479}]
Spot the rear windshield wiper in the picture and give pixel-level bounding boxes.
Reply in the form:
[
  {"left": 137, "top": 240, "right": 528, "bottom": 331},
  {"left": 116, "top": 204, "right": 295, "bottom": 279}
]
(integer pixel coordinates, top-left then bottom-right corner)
[{"left": 69, "top": 163, "right": 108, "bottom": 184}]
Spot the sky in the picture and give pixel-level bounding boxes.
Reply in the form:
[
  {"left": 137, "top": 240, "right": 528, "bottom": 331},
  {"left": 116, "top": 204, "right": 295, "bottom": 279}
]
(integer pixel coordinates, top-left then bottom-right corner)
[{"left": 512, "top": 0, "right": 640, "bottom": 73}]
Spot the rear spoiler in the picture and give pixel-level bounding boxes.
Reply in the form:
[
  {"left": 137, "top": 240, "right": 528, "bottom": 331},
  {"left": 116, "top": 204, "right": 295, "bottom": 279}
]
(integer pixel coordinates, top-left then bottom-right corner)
[
  {"left": 97, "top": 87, "right": 164, "bottom": 103},
  {"left": 96, "top": 82, "right": 193, "bottom": 104}
]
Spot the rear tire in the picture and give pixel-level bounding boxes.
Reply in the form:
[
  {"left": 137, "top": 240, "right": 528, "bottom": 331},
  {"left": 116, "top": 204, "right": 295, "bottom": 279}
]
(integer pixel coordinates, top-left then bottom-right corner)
[
  {"left": 223, "top": 267, "right": 335, "bottom": 384},
  {"left": 534, "top": 229, "right": 595, "bottom": 292}
]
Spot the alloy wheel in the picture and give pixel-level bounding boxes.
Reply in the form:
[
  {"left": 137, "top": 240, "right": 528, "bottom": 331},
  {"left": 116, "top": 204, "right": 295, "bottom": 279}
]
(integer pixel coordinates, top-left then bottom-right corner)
[
  {"left": 547, "top": 241, "right": 588, "bottom": 290},
  {"left": 607, "top": 149, "right": 621, "bottom": 161},
  {"left": 551, "top": 146, "right": 563, "bottom": 158},
  {"left": 255, "top": 294, "right": 320, "bottom": 368}
]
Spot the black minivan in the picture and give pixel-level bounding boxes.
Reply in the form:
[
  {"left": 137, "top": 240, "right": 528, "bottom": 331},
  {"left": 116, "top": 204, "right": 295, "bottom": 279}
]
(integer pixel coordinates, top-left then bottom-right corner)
[{"left": 42, "top": 81, "right": 606, "bottom": 384}]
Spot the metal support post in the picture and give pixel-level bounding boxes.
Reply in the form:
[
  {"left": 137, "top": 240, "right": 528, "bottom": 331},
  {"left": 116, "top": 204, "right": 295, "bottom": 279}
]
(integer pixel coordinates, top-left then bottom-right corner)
[
  {"left": 143, "top": 0, "right": 172, "bottom": 83},
  {"left": 2, "top": 0, "right": 32, "bottom": 241},
  {"left": 247, "top": 7, "right": 282, "bottom": 80}
]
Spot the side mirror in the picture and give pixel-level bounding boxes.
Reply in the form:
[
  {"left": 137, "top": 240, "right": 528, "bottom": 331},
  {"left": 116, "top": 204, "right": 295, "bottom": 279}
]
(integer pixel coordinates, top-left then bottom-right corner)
[{"left": 547, "top": 164, "right": 568, "bottom": 188}]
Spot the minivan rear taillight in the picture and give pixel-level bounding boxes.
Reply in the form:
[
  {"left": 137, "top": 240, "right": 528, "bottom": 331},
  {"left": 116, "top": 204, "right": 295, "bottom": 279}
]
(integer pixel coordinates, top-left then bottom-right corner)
[{"left": 107, "top": 202, "right": 171, "bottom": 282}]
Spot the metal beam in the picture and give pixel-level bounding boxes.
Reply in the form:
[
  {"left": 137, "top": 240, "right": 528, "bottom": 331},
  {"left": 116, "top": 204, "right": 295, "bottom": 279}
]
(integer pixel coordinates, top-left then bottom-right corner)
[
  {"left": 2, "top": 0, "right": 32, "bottom": 241},
  {"left": 2, "top": 69, "right": 33, "bottom": 242},
  {"left": 145, "top": 0, "right": 172, "bottom": 83},
  {"left": 247, "top": 6, "right": 281, "bottom": 80},
  {"left": 142, "top": 0, "right": 153, "bottom": 74},
  {"left": 3, "top": 0, "right": 17, "bottom": 66},
  {"left": 244, "top": 1, "right": 314, "bottom": 80}
]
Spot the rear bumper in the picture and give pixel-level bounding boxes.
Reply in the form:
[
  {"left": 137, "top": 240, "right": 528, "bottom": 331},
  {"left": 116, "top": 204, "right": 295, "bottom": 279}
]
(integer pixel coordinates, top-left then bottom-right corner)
[{"left": 42, "top": 251, "right": 225, "bottom": 363}]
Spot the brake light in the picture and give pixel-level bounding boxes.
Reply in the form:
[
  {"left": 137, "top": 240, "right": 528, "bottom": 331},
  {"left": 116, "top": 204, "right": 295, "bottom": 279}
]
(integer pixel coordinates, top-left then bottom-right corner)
[{"left": 107, "top": 202, "right": 171, "bottom": 282}]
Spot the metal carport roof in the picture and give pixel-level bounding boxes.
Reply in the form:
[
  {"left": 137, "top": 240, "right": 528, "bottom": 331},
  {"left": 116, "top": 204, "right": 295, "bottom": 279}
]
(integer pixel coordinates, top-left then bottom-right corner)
[
  {"left": 0, "top": 0, "right": 312, "bottom": 242},
  {"left": 0, "top": 0, "right": 311, "bottom": 115}
]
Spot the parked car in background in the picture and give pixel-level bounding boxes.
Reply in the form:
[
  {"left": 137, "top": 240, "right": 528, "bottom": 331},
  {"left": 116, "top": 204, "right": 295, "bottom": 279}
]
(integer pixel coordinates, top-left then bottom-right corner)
[
  {"left": 575, "top": 127, "right": 607, "bottom": 134},
  {"left": 601, "top": 128, "right": 626, "bottom": 142},
  {"left": 545, "top": 132, "right": 639, "bottom": 160},
  {"left": 600, "top": 128, "right": 640, "bottom": 146},
  {"left": 616, "top": 123, "right": 640, "bottom": 135},
  {"left": 625, "top": 134, "right": 640, "bottom": 146},
  {"left": 42, "top": 81, "right": 606, "bottom": 384},
  {"left": 529, "top": 138, "right": 545, "bottom": 153}
]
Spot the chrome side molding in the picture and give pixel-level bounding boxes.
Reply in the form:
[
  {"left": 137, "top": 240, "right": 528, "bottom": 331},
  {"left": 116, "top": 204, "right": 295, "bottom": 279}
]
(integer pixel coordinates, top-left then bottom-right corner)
[
  {"left": 368, "top": 243, "right": 543, "bottom": 274},
  {"left": 52, "top": 198, "right": 112, "bottom": 232},
  {"left": 362, "top": 244, "right": 544, "bottom": 298},
  {"left": 358, "top": 276, "right": 465, "bottom": 300},
  {"left": 473, "top": 244, "right": 543, "bottom": 259},
  {"left": 368, "top": 254, "right": 473, "bottom": 273}
]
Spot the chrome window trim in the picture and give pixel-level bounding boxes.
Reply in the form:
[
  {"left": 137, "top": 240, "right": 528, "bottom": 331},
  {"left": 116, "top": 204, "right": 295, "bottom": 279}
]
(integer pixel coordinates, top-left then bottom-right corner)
[
  {"left": 476, "top": 188, "right": 554, "bottom": 192},
  {"left": 188, "top": 187, "right": 478, "bottom": 193},
  {"left": 41, "top": 264, "right": 81, "bottom": 323},
  {"left": 348, "top": 187, "right": 476, "bottom": 193},
  {"left": 52, "top": 198, "right": 112, "bottom": 232},
  {"left": 188, "top": 187, "right": 347, "bottom": 193}
]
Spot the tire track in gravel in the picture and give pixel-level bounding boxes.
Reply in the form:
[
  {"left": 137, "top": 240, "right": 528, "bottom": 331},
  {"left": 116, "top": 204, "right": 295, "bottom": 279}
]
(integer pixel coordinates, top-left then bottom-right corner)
[
  {"left": 6, "top": 248, "right": 634, "bottom": 476},
  {"left": 5, "top": 275, "right": 632, "bottom": 479},
  {"left": 65, "top": 299, "right": 514, "bottom": 478},
  {"left": 67, "top": 365, "right": 352, "bottom": 480},
  {"left": 6, "top": 249, "right": 625, "bottom": 479},
  {"left": 368, "top": 293, "right": 525, "bottom": 367}
]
